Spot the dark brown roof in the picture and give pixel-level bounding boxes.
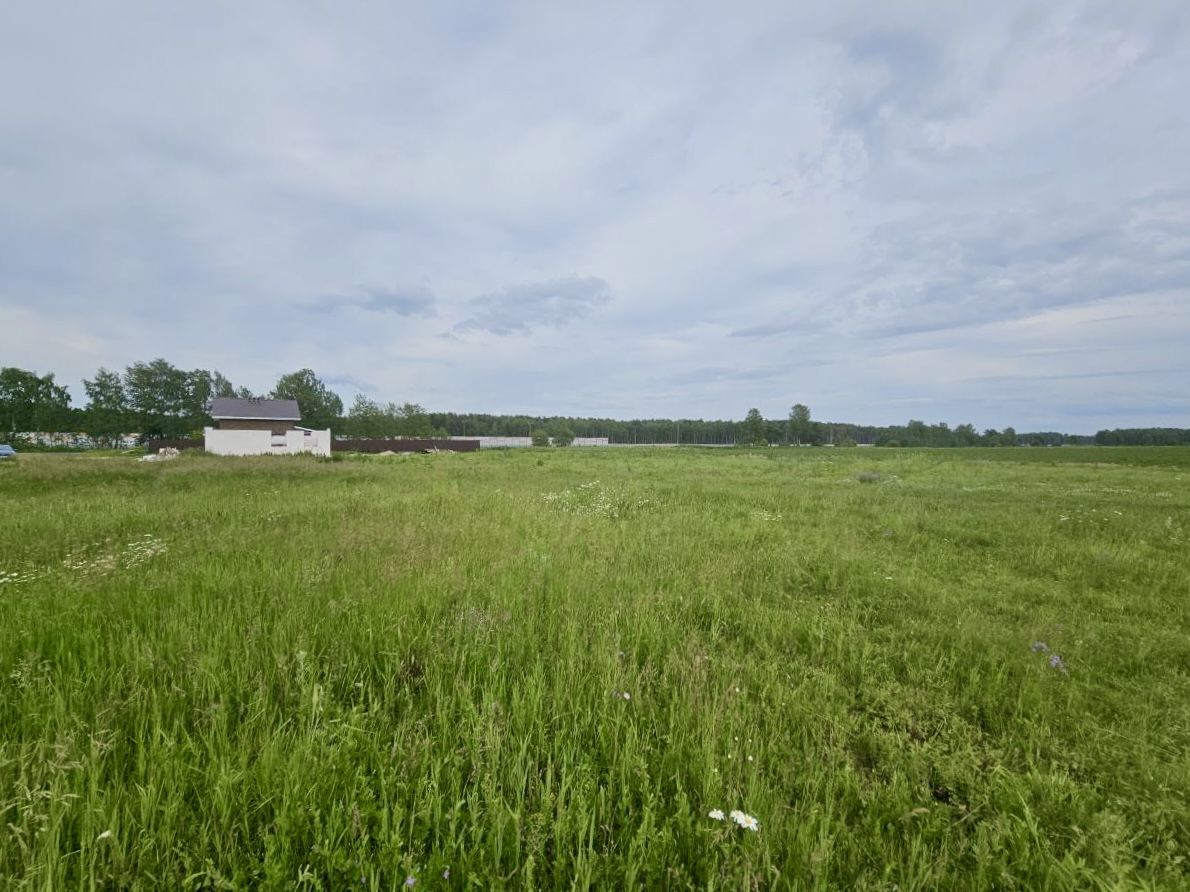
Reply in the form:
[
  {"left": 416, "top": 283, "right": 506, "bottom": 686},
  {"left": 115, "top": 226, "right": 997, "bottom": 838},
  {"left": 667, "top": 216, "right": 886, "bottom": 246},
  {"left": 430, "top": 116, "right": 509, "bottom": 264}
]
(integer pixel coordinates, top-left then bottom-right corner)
[{"left": 209, "top": 397, "right": 301, "bottom": 421}]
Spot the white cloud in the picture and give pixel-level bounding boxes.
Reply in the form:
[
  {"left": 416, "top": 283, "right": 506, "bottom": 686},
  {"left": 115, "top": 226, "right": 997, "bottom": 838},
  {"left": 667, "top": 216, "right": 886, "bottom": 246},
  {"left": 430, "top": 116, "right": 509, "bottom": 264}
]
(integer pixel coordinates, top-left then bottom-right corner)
[{"left": 1, "top": 1, "right": 1188, "bottom": 430}]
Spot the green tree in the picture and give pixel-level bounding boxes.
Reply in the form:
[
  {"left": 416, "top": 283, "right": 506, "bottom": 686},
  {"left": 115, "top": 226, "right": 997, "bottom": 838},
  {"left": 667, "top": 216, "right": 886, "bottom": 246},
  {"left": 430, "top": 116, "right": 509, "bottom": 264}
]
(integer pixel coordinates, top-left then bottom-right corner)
[
  {"left": 394, "top": 403, "right": 434, "bottom": 438},
  {"left": 787, "top": 403, "right": 812, "bottom": 445},
  {"left": 123, "top": 359, "right": 190, "bottom": 438},
  {"left": 1000, "top": 426, "right": 1017, "bottom": 447},
  {"left": 954, "top": 423, "right": 979, "bottom": 447},
  {"left": 345, "top": 395, "right": 385, "bottom": 438},
  {"left": 531, "top": 429, "right": 550, "bottom": 447},
  {"left": 272, "top": 369, "right": 344, "bottom": 431},
  {"left": 82, "top": 368, "right": 129, "bottom": 447},
  {"left": 212, "top": 372, "right": 236, "bottom": 399},
  {"left": 905, "top": 419, "right": 929, "bottom": 447},
  {"left": 0, "top": 367, "right": 72, "bottom": 434},
  {"left": 182, "top": 369, "right": 225, "bottom": 434},
  {"left": 550, "top": 425, "right": 575, "bottom": 447},
  {"left": 740, "top": 408, "right": 767, "bottom": 446}
]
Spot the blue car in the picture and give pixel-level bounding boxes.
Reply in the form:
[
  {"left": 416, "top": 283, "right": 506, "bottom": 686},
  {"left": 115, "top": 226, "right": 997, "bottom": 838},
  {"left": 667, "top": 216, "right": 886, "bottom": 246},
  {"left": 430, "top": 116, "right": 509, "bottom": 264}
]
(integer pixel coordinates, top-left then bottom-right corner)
[{"left": 0, "top": 445, "right": 16, "bottom": 459}]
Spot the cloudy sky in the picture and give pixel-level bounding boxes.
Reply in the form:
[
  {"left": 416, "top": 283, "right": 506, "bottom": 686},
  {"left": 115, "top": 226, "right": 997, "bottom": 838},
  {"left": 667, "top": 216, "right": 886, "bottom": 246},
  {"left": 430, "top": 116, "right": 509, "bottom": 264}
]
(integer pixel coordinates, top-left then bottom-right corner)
[{"left": 2, "top": 2, "right": 1188, "bottom": 432}]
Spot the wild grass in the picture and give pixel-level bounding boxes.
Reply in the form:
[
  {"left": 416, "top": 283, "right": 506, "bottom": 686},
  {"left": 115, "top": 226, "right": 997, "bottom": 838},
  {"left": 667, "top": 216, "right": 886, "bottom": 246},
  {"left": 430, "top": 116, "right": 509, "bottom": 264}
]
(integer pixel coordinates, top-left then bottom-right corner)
[{"left": 1, "top": 447, "right": 1188, "bottom": 890}]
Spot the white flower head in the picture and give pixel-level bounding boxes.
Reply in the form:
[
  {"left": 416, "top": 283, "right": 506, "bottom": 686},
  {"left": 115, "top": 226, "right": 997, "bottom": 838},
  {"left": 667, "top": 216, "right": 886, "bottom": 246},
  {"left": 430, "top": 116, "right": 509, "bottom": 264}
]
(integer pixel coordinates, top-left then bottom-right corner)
[
  {"left": 731, "top": 810, "right": 759, "bottom": 831},
  {"left": 708, "top": 809, "right": 725, "bottom": 821}
]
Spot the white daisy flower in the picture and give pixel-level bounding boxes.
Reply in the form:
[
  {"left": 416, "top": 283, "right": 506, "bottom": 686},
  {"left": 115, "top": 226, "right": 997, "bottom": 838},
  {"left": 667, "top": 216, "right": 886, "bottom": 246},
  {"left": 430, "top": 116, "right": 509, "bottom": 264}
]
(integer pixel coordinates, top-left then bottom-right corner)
[
  {"left": 739, "top": 813, "right": 759, "bottom": 831},
  {"left": 708, "top": 809, "right": 725, "bottom": 821}
]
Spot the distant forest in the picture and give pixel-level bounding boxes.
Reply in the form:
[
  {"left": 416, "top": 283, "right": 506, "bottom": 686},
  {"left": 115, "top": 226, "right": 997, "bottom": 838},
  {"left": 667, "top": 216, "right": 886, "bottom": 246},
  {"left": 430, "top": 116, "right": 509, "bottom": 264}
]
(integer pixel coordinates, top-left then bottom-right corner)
[{"left": 1, "top": 361, "right": 1186, "bottom": 448}]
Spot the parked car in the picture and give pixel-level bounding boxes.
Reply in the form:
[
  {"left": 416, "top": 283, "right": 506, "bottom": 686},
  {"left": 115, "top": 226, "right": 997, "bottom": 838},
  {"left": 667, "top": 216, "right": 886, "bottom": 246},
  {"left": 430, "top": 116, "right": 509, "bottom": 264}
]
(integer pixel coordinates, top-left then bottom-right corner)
[{"left": 0, "top": 445, "right": 17, "bottom": 459}]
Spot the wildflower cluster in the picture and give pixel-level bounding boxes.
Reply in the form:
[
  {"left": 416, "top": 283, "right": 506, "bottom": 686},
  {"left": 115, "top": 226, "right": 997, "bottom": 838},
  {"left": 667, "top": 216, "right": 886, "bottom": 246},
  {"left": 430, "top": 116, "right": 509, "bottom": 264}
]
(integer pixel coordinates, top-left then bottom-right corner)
[
  {"left": 1057, "top": 505, "right": 1127, "bottom": 527},
  {"left": 540, "top": 480, "right": 655, "bottom": 519},
  {"left": 708, "top": 808, "right": 760, "bottom": 831},
  {"left": 1031, "top": 641, "right": 1068, "bottom": 673},
  {"left": 61, "top": 535, "right": 169, "bottom": 578},
  {"left": 0, "top": 566, "right": 48, "bottom": 587},
  {"left": 750, "top": 508, "right": 783, "bottom": 522},
  {"left": 8, "top": 656, "right": 53, "bottom": 689}
]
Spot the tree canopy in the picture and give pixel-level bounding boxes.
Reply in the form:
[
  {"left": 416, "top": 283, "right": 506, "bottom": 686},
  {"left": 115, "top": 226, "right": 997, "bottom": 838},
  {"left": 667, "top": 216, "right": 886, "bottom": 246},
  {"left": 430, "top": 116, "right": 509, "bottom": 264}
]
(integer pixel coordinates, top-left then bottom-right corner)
[
  {"left": 272, "top": 369, "right": 343, "bottom": 431},
  {"left": 0, "top": 367, "right": 71, "bottom": 434},
  {"left": 739, "top": 408, "right": 767, "bottom": 446}
]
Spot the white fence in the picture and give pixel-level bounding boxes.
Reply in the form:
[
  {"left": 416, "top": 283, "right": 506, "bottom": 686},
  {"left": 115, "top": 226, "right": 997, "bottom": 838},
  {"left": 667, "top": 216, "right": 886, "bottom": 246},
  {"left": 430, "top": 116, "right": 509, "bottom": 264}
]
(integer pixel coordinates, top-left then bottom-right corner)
[
  {"left": 13, "top": 431, "right": 141, "bottom": 449},
  {"left": 204, "top": 428, "right": 331, "bottom": 457},
  {"left": 449, "top": 436, "right": 610, "bottom": 448}
]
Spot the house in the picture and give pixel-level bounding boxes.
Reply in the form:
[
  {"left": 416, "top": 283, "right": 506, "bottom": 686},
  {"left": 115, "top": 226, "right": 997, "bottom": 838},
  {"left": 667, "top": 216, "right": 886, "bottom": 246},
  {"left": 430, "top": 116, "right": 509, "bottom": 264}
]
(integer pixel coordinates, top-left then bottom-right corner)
[{"left": 204, "top": 397, "right": 331, "bottom": 457}]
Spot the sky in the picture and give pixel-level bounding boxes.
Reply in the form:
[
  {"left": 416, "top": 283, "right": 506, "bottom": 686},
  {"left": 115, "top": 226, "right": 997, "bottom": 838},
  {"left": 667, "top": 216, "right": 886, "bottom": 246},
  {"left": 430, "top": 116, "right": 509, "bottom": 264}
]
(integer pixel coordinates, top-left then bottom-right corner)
[{"left": 2, "top": 2, "right": 1188, "bottom": 433}]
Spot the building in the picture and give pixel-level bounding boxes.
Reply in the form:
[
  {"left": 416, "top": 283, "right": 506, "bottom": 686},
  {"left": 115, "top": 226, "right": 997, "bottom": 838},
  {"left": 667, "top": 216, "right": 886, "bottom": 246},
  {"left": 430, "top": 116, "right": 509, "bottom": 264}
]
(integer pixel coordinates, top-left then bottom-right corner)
[{"left": 204, "top": 397, "right": 330, "bottom": 457}]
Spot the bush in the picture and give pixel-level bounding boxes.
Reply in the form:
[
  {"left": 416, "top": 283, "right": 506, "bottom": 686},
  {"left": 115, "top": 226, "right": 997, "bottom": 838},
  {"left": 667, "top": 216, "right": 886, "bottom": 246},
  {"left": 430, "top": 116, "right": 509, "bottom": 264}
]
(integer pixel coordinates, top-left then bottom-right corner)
[{"left": 531, "top": 429, "right": 551, "bottom": 447}]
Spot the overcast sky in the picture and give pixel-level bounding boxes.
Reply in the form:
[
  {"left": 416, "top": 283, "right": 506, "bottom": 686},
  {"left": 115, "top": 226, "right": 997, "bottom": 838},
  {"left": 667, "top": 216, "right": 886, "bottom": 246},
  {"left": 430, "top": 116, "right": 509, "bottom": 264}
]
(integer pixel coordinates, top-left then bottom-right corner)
[{"left": 2, "top": 2, "right": 1188, "bottom": 432}]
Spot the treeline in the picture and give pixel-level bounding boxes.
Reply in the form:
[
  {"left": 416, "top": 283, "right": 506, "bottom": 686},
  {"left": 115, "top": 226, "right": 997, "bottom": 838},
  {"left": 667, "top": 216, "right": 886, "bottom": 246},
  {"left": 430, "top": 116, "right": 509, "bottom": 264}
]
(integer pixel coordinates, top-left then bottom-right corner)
[
  {"left": 0, "top": 362, "right": 1178, "bottom": 448},
  {"left": 341, "top": 396, "right": 442, "bottom": 439},
  {"left": 1094, "top": 428, "right": 1190, "bottom": 446},
  {"left": 426, "top": 411, "right": 1095, "bottom": 447}
]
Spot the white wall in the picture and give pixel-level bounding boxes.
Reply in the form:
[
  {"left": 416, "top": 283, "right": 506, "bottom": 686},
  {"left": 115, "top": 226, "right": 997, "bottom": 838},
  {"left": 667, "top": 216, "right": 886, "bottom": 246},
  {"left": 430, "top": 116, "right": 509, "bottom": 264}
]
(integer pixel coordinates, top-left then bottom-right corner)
[
  {"left": 204, "top": 428, "right": 331, "bottom": 456},
  {"left": 288, "top": 428, "right": 332, "bottom": 456}
]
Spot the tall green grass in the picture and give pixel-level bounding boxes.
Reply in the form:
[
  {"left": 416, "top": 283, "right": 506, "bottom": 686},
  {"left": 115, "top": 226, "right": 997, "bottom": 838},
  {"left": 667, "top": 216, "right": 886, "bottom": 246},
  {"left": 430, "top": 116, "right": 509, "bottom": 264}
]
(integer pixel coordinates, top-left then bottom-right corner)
[{"left": 1, "top": 448, "right": 1188, "bottom": 889}]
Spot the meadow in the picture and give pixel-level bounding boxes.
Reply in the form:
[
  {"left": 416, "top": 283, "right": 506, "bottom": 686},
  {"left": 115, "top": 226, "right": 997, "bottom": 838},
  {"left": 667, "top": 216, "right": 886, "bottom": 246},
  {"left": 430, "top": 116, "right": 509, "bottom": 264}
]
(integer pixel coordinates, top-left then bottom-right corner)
[{"left": 1, "top": 446, "right": 1188, "bottom": 890}]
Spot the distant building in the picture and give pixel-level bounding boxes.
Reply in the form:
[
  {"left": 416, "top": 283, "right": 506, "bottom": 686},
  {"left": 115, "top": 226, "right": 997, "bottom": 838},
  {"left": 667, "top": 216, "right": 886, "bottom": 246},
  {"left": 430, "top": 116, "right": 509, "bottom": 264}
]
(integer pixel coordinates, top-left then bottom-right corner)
[{"left": 204, "top": 397, "right": 330, "bottom": 456}]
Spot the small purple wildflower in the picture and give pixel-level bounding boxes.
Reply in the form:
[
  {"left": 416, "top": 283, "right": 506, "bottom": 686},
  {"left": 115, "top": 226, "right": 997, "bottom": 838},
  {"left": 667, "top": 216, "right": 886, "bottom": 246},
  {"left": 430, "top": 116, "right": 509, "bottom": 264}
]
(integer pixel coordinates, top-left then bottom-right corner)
[
  {"left": 1031, "top": 641, "right": 1049, "bottom": 653},
  {"left": 1048, "top": 654, "right": 1068, "bottom": 673},
  {"left": 442, "top": 868, "right": 451, "bottom": 879},
  {"left": 405, "top": 877, "right": 416, "bottom": 888}
]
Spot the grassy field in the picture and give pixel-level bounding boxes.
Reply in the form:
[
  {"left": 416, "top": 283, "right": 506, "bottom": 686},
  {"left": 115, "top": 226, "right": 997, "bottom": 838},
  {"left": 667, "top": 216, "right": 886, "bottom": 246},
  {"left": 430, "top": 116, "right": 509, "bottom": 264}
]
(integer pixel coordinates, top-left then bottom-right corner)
[{"left": 1, "top": 447, "right": 1188, "bottom": 890}]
